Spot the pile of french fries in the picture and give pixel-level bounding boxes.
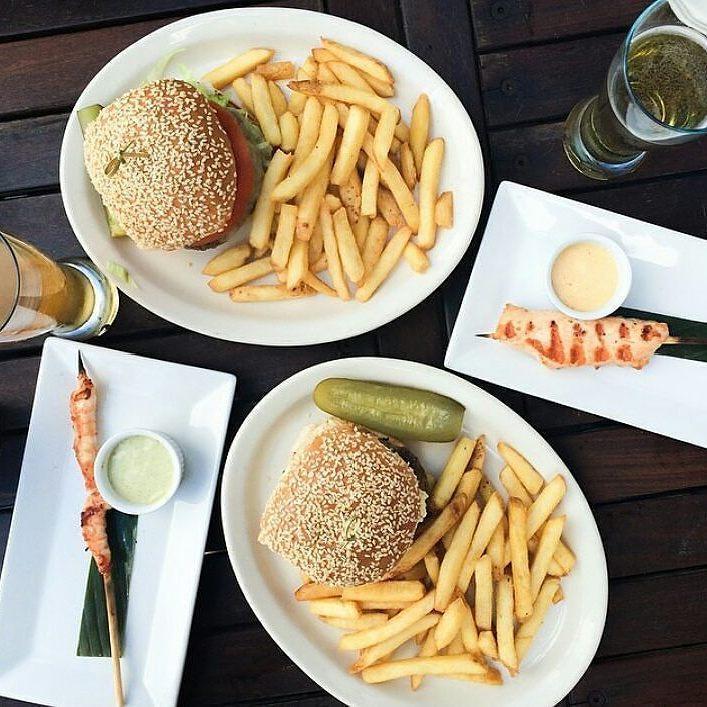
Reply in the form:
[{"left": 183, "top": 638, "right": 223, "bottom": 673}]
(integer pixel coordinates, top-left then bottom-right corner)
[
  {"left": 293, "top": 436, "right": 575, "bottom": 689},
  {"left": 200, "top": 39, "right": 454, "bottom": 303}
]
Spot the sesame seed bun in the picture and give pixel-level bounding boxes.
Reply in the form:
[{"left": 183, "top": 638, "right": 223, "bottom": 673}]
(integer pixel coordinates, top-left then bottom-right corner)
[
  {"left": 259, "top": 418, "right": 426, "bottom": 587},
  {"left": 83, "top": 79, "right": 236, "bottom": 250}
]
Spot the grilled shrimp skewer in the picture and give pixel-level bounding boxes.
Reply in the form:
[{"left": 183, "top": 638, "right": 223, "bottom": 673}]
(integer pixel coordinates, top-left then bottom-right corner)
[
  {"left": 491, "top": 304, "right": 670, "bottom": 370},
  {"left": 70, "top": 353, "right": 124, "bottom": 707}
]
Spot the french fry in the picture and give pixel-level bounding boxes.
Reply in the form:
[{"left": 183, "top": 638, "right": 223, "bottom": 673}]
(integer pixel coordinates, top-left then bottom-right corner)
[
  {"left": 256, "top": 60, "right": 295, "bottom": 81},
  {"left": 339, "top": 167, "right": 363, "bottom": 224},
  {"left": 339, "top": 591, "right": 434, "bottom": 650},
  {"left": 508, "top": 498, "right": 533, "bottom": 620},
  {"left": 487, "top": 520, "right": 506, "bottom": 580},
  {"left": 324, "top": 193, "right": 343, "bottom": 211},
  {"left": 268, "top": 80, "right": 288, "bottom": 117},
  {"left": 363, "top": 134, "right": 419, "bottom": 231},
  {"left": 320, "top": 202, "right": 350, "bottom": 300},
  {"left": 553, "top": 585, "right": 565, "bottom": 604},
  {"left": 208, "top": 257, "right": 273, "bottom": 292},
  {"left": 456, "top": 468, "right": 483, "bottom": 501},
  {"left": 232, "top": 77, "right": 255, "bottom": 114},
  {"left": 317, "top": 61, "right": 339, "bottom": 84},
  {"left": 309, "top": 598, "right": 360, "bottom": 619},
  {"left": 411, "top": 628, "right": 437, "bottom": 690},
  {"left": 410, "top": 93, "right": 430, "bottom": 176},
  {"left": 303, "top": 270, "right": 336, "bottom": 297},
  {"left": 474, "top": 555, "right": 493, "bottom": 630},
  {"left": 553, "top": 539, "right": 576, "bottom": 574},
  {"left": 312, "top": 47, "right": 337, "bottom": 63},
  {"left": 296, "top": 155, "right": 332, "bottom": 241},
  {"left": 361, "top": 158, "right": 380, "bottom": 217},
  {"left": 478, "top": 475, "right": 495, "bottom": 505},
  {"left": 279, "top": 110, "right": 300, "bottom": 152},
  {"left": 403, "top": 242, "right": 429, "bottom": 273},
  {"left": 342, "top": 581, "right": 425, "bottom": 603},
  {"left": 527, "top": 475, "right": 566, "bottom": 539},
  {"left": 292, "top": 96, "right": 323, "bottom": 170},
  {"left": 500, "top": 465, "right": 534, "bottom": 506},
  {"left": 460, "top": 602, "right": 479, "bottom": 654},
  {"left": 321, "top": 613, "right": 388, "bottom": 630},
  {"left": 251, "top": 73, "right": 282, "bottom": 146},
  {"left": 400, "top": 142, "right": 417, "bottom": 190},
  {"left": 308, "top": 219, "right": 324, "bottom": 263},
  {"left": 302, "top": 56, "right": 317, "bottom": 78},
  {"left": 327, "top": 61, "right": 374, "bottom": 93},
  {"left": 516, "top": 578, "right": 560, "bottom": 662},
  {"left": 355, "top": 225, "right": 412, "bottom": 301},
  {"left": 431, "top": 437, "right": 477, "bottom": 511},
  {"left": 202, "top": 243, "right": 251, "bottom": 276},
  {"left": 311, "top": 253, "right": 327, "bottom": 273},
  {"left": 202, "top": 47, "right": 273, "bottom": 88},
  {"left": 229, "top": 284, "right": 313, "bottom": 301},
  {"left": 287, "top": 66, "right": 313, "bottom": 115},
  {"left": 377, "top": 187, "right": 405, "bottom": 227},
  {"left": 435, "top": 596, "right": 466, "bottom": 651},
  {"left": 320, "top": 38, "right": 394, "bottom": 84},
  {"left": 331, "top": 105, "right": 370, "bottom": 185},
  {"left": 359, "top": 600, "right": 413, "bottom": 611},
  {"left": 498, "top": 441, "right": 544, "bottom": 495},
  {"left": 373, "top": 105, "right": 398, "bottom": 168},
  {"left": 360, "top": 69, "right": 395, "bottom": 98},
  {"left": 417, "top": 137, "right": 444, "bottom": 249},
  {"left": 400, "top": 562, "right": 427, "bottom": 581},
  {"left": 435, "top": 502, "right": 480, "bottom": 611},
  {"left": 530, "top": 516, "right": 565, "bottom": 601},
  {"left": 496, "top": 574, "right": 518, "bottom": 673},
  {"left": 391, "top": 494, "right": 467, "bottom": 575},
  {"left": 286, "top": 239, "right": 309, "bottom": 289},
  {"left": 272, "top": 103, "right": 338, "bottom": 201},
  {"left": 270, "top": 203, "right": 298, "bottom": 270},
  {"left": 395, "top": 118, "right": 410, "bottom": 143},
  {"left": 435, "top": 191, "right": 454, "bottom": 227},
  {"left": 362, "top": 654, "right": 486, "bottom": 684},
  {"left": 288, "top": 80, "right": 395, "bottom": 117},
  {"left": 450, "top": 666, "right": 503, "bottom": 685},
  {"left": 250, "top": 150, "right": 293, "bottom": 248},
  {"left": 295, "top": 583, "right": 343, "bottom": 601},
  {"left": 458, "top": 492, "right": 504, "bottom": 592},
  {"left": 424, "top": 551, "right": 440, "bottom": 586},
  {"left": 333, "top": 207, "right": 364, "bottom": 282},
  {"left": 353, "top": 214, "right": 369, "bottom": 250},
  {"left": 477, "top": 631, "right": 499, "bottom": 660},
  {"left": 361, "top": 215, "right": 388, "bottom": 274},
  {"left": 350, "top": 614, "right": 439, "bottom": 673}
]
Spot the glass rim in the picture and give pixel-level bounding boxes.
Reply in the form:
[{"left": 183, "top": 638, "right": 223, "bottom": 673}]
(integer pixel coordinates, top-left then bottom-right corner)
[
  {"left": 622, "top": 0, "right": 707, "bottom": 135},
  {"left": 0, "top": 232, "right": 20, "bottom": 332}
]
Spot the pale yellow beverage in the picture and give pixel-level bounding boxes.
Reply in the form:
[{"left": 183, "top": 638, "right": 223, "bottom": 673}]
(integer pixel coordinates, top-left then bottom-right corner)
[{"left": 551, "top": 241, "right": 618, "bottom": 313}]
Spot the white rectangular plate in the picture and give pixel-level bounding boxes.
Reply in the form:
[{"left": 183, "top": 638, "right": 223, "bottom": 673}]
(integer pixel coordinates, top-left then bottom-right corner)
[
  {"left": 445, "top": 181, "right": 707, "bottom": 448},
  {"left": 0, "top": 338, "right": 236, "bottom": 706}
]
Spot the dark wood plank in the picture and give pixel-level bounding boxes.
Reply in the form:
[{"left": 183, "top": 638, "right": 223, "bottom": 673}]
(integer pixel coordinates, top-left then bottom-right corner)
[
  {"left": 570, "top": 644, "right": 707, "bottom": 706},
  {"left": 469, "top": 0, "right": 645, "bottom": 50},
  {"left": 479, "top": 34, "right": 620, "bottom": 127},
  {"left": 0, "top": 0, "right": 254, "bottom": 39},
  {"left": 547, "top": 425, "right": 707, "bottom": 504},
  {"left": 326, "top": 0, "right": 403, "bottom": 42},
  {"left": 597, "top": 490, "right": 707, "bottom": 578},
  {"left": 0, "top": 0, "right": 322, "bottom": 120},
  {"left": 599, "top": 568, "right": 706, "bottom": 658},
  {"left": 489, "top": 121, "right": 707, "bottom": 192}
]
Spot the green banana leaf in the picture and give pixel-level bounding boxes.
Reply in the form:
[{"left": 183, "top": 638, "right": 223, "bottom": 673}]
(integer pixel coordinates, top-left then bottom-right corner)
[
  {"left": 77, "top": 510, "right": 138, "bottom": 657},
  {"left": 618, "top": 308, "right": 707, "bottom": 363}
]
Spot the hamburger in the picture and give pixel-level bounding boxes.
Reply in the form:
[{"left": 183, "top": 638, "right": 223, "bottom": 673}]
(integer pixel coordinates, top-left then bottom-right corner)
[
  {"left": 259, "top": 418, "right": 429, "bottom": 587},
  {"left": 82, "top": 78, "right": 271, "bottom": 250}
]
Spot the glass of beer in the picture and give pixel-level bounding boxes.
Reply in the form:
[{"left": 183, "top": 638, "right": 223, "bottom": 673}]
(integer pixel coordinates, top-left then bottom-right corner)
[
  {"left": 0, "top": 231, "right": 118, "bottom": 344},
  {"left": 564, "top": 0, "right": 707, "bottom": 180}
]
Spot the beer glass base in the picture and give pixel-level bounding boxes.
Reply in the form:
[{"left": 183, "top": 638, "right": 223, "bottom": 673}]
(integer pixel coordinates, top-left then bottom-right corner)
[
  {"left": 54, "top": 258, "right": 119, "bottom": 340},
  {"left": 563, "top": 98, "right": 647, "bottom": 180}
]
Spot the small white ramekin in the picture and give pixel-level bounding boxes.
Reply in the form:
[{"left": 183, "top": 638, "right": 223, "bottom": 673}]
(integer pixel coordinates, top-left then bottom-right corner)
[
  {"left": 94, "top": 428, "right": 183, "bottom": 514},
  {"left": 546, "top": 233, "right": 632, "bottom": 321}
]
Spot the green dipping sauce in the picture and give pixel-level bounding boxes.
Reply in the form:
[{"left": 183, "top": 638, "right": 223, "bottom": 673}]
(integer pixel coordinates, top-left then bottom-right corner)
[{"left": 107, "top": 435, "right": 175, "bottom": 505}]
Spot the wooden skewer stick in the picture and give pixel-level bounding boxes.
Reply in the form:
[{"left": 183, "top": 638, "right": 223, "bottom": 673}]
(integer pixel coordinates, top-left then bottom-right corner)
[
  {"left": 477, "top": 333, "right": 706, "bottom": 345},
  {"left": 103, "top": 573, "right": 125, "bottom": 707}
]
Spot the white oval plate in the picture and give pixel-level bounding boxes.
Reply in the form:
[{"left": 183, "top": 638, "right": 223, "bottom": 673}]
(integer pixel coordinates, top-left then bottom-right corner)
[
  {"left": 60, "top": 7, "right": 484, "bottom": 345},
  {"left": 221, "top": 358, "right": 607, "bottom": 707}
]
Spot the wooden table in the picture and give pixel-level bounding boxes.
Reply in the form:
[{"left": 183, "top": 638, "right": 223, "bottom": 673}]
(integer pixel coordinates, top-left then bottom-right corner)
[{"left": 1, "top": 1, "right": 706, "bottom": 704}]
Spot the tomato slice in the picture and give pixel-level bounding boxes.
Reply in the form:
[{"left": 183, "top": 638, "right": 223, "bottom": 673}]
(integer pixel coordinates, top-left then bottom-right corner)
[{"left": 191, "top": 104, "right": 256, "bottom": 247}]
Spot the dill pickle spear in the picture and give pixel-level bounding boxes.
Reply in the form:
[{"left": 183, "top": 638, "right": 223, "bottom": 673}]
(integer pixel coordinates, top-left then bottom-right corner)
[{"left": 313, "top": 378, "right": 464, "bottom": 442}]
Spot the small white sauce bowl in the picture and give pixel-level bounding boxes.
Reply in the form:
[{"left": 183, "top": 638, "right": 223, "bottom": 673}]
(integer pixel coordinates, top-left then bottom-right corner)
[
  {"left": 546, "top": 233, "right": 632, "bottom": 321},
  {"left": 94, "top": 428, "right": 183, "bottom": 515}
]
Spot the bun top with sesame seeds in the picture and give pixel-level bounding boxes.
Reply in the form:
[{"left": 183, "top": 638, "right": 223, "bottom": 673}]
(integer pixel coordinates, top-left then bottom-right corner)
[
  {"left": 83, "top": 79, "right": 237, "bottom": 250},
  {"left": 259, "top": 418, "right": 427, "bottom": 587}
]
